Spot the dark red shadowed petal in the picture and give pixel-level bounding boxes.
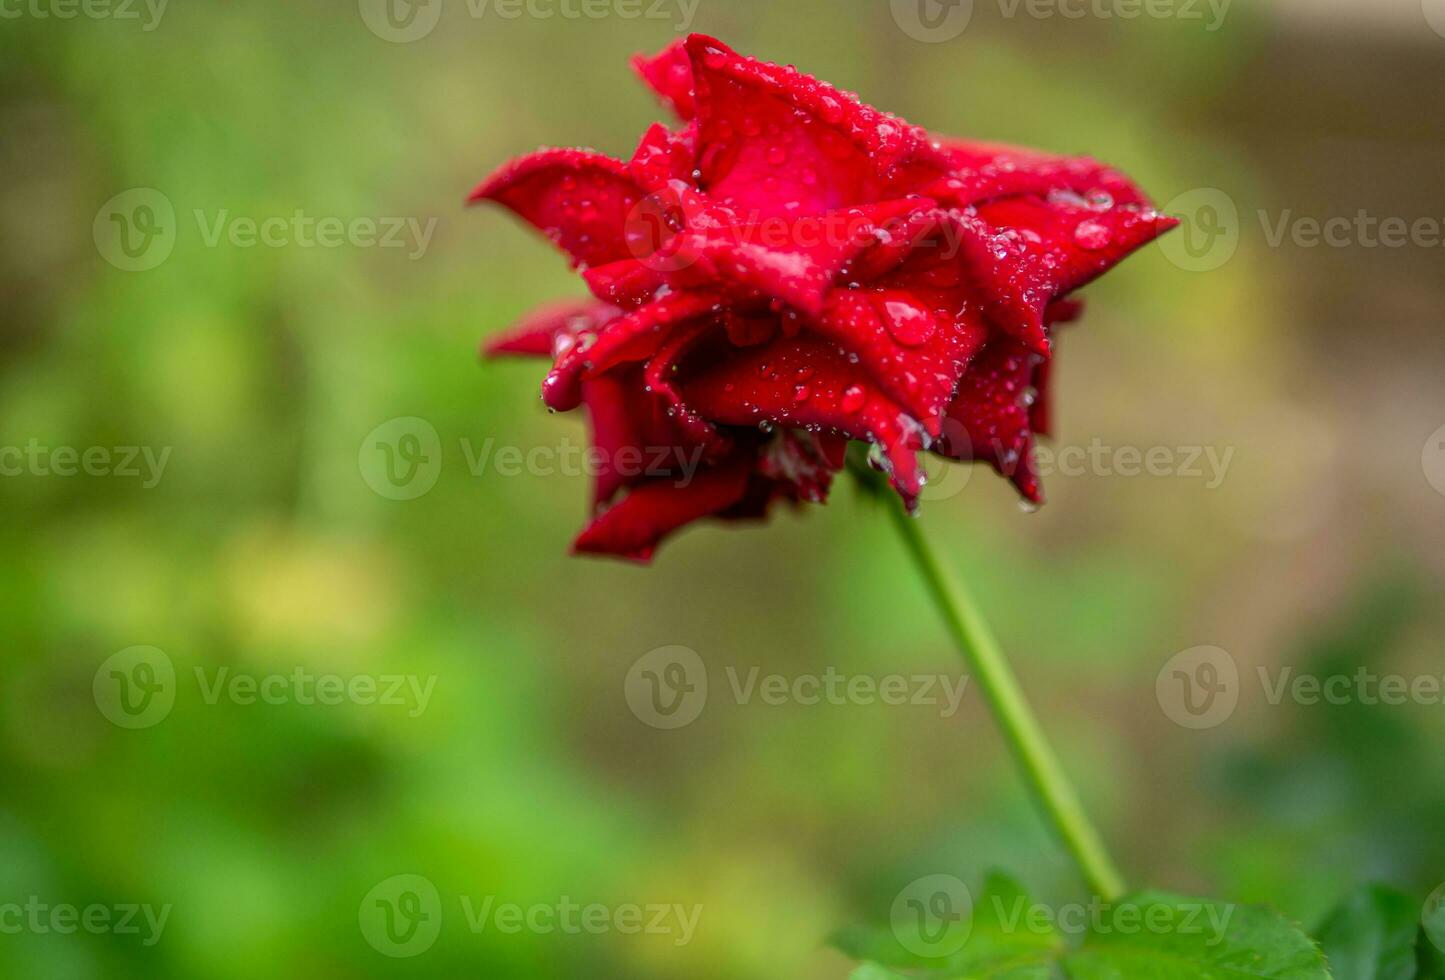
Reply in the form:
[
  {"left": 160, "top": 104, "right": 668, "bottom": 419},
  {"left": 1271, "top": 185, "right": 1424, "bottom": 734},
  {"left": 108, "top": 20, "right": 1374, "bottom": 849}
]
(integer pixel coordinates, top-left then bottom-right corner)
[
  {"left": 756, "top": 430, "right": 840, "bottom": 505},
  {"left": 541, "top": 291, "right": 719, "bottom": 415},
  {"left": 677, "top": 333, "right": 927, "bottom": 503},
  {"left": 578, "top": 368, "right": 693, "bottom": 508},
  {"left": 936, "top": 340, "right": 1048, "bottom": 504},
  {"left": 470, "top": 149, "right": 646, "bottom": 269},
  {"left": 955, "top": 201, "right": 1177, "bottom": 353},
  {"left": 483, "top": 299, "right": 621, "bottom": 358},
  {"left": 572, "top": 450, "right": 755, "bottom": 562},
  {"left": 583, "top": 290, "right": 722, "bottom": 376},
  {"left": 641, "top": 320, "right": 732, "bottom": 454},
  {"left": 682, "top": 34, "right": 946, "bottom": 218},
  {"left": 582, "top": 259, "right": 669, "bottom": 309},
  {"left": 631, "top": 39, "right": 696, "bottom": 120}
]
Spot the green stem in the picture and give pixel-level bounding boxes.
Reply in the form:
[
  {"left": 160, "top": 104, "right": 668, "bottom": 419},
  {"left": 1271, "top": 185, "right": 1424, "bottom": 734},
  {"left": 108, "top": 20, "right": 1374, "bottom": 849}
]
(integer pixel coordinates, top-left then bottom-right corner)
[{"left": 882, "top": 491, "right": 1126, "bottom": 901}]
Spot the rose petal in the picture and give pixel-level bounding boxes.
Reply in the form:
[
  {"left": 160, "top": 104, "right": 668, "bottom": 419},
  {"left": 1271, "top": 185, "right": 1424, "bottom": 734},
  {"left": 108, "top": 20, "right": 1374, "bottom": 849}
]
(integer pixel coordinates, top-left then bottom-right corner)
[
  {"left": 936, "top": 340, "right": 1047, "bottom": 503},
  {"left": 955, "top": 201, "right": 1178, "bottom": 353},
  {"left": 665, "top": 197, "right": 937, "bottom": 316},
  {"left": 627, "top": 122, "right": 698, "bottom": 191},
  {"left": 677, "top": 332, "right": 927, "bottom": 503},
  {"left": 541, "top": 292, "right": 721, "bottom": 414},
  {"left": 631, "top": 39, "right": 696, "bottom": 120},
  {"left": 470, "top": 148, "right": 645, "bottom": 269},
  {"left": 930, "top": 139, "right": 1151, "bottom": 209},
  {"left": 572, "top": 450, "right": 755, "bottom": 561},
  {"left": 483, "top": 298, "right": 620, "bottom": 359},
  {"left": 683, "top": 34, "right": 945, "bottom": 218}
]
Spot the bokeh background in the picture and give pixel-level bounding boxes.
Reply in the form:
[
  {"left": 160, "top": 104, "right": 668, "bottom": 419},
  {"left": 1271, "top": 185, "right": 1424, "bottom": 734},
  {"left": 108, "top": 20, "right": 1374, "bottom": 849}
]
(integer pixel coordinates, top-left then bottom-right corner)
[{"left": 3, "top": 0, "right": 1445, "bottom": 976}]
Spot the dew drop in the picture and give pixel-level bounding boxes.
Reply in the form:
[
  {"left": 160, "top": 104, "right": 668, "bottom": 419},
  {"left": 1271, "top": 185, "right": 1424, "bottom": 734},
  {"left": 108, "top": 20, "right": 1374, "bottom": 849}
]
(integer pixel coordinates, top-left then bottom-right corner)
[
  {"left": 876, "top": 295, "right": 937, "bottom": 347},
  {"left": 1073, "top": 220, "right": 1113, "bottom": 252}
]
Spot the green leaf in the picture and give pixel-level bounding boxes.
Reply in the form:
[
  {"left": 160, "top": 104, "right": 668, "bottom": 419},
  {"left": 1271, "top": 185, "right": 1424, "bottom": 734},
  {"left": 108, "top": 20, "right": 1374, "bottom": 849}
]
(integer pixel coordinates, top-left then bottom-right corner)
[
  {"left": 834, "top": 872, "right": 1065, "bottom": 978},
  {"left": 1315, "top": 885, "right": 1420, "bottom": 980},
  {"left": 1061, "top": 891, "right": 1331, "bottom": 980},
  {"left": 849, "top": 965, "right": 911, "bottom": 980}
]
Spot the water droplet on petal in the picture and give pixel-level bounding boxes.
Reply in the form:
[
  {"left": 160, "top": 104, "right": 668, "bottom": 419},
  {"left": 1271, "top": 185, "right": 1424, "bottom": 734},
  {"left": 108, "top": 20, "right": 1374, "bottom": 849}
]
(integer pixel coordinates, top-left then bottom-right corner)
[
  {"left": 876, "top": 295, "right": 937, "bottom": 347},
  {"left": 841, "top": 385, "right": 867, "bottom": 413},
  {"left": 1074, "top": 220, "right": 1113, "bottom": 251}
]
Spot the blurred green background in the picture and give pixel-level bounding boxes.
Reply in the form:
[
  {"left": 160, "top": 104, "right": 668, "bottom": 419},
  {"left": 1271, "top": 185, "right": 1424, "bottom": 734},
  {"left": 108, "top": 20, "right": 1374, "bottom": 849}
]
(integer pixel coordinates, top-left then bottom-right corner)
[{"left": 3, "top": 0, "right": 1445, "bottom": 976}]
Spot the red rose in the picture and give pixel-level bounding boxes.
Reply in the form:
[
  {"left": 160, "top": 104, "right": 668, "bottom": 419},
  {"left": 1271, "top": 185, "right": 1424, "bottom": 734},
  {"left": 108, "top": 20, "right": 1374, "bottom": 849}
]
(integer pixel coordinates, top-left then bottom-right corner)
[{"left": 474, "top": 34, "right": 1176, "bottom": 561}]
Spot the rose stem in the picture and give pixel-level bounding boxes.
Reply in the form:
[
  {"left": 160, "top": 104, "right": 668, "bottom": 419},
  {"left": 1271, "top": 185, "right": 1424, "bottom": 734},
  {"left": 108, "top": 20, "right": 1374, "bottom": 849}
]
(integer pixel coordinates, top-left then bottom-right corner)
[{"left": 878, "top": 484, "right": 1126, "bottom": 901}]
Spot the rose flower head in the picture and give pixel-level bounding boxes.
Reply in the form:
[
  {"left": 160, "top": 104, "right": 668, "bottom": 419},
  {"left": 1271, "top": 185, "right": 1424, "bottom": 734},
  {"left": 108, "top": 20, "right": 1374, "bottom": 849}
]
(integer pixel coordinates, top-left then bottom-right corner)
[{"left": 474, "top": 34, "right": 1176, "bottom": 561}]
